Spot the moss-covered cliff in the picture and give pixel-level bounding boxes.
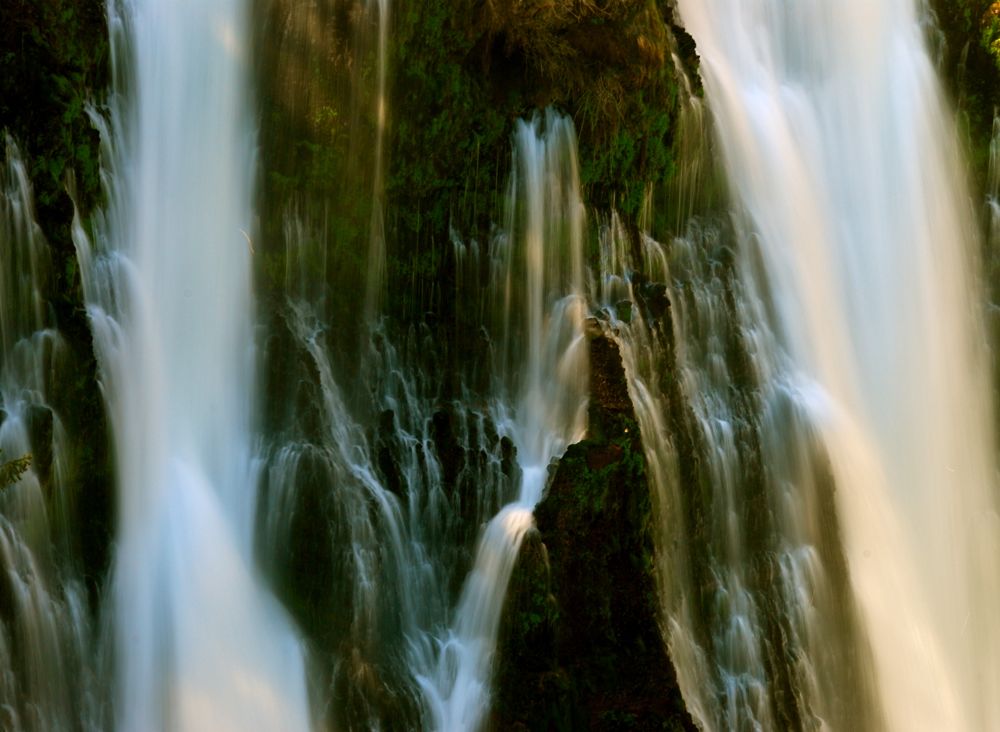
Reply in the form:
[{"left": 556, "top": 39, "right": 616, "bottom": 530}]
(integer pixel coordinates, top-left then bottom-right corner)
[
  {"left": 253, "top": 0, "right": 698, "bottom": 340},
  {"left": 387, "top": 0, "right": 697, "bottom": 321}
]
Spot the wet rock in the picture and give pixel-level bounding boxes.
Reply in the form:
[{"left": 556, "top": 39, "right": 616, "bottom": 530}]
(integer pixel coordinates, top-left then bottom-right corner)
[
  {"left": 500, "top": 435, "right": 517, "bottom": 479},
  {"left": 432, "top": 407, "right": 464, "bottom": 488},
  {"left": 494, "top": 337, "right": 695, "bottom": 731},
  {"left": 585, "top": 316, "right": 604, "bottom": 338},
  {"left": 268, "top": 446, "right": 340, "bottom": 649},
  {"left": 588, "top": 335, "right": 634, "bottom": 441},
  {"left": 615, "top": 299, "right": 633, "bottom": 323},
  {"left": 25, "top": 404, "right": 53, "bottom": 483},
  {"left": 639, "top": 282, "right": 670, "bottom": 319},
  {"left": 332, "top": 644, "right": 422, "bottom": 732},
  {"left": 375, "top": 409, "right": 403, "bottom": 498},
  {"left": 494, "top": 529, "right": 573, "bottom": 731}
]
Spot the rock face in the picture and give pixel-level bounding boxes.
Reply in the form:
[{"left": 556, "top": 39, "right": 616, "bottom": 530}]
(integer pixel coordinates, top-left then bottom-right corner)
[{"left": 493, "top": 334, "right": 695, "bottom": 732}]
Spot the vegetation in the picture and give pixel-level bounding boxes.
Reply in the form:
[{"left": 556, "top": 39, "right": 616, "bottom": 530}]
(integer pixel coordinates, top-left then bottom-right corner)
[
  {"left": 932, "top": 0, "right": 1000, "bottom": 185},
  {"left": 1, "top": 0, "right": 107, "bottom": 213},
  {"left": 389, "top": 0, "right": 695, "bottom": 265},
  {"left": 253, "top": 0, "right": 696, "bottom": 333},
  {"left": 0, "top": 452, "right": 32, "bottom": 490}
]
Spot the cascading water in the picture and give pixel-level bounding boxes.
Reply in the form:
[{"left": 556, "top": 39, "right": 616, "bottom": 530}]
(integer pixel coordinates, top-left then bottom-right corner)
[
  {"left": 74, "top": 0, "right": 310, "bottom": 729},
  {"left": 596, "top": 211, "right": 881, "bottom": 730},
  {"left": 418, "top": 109, "right": 589, "bottom": 732},
  {"left": 259, "top": 251, "right": 518, "bottom": 728},
  {"left": 10, "top": 0, "right": 994, "bottom": 727},
  {"left": 0, "top": 137, "right": 104, "bottom": 732},
  {"left": 672, "top": 1, "right": 1000, "bottom": 729},
  {"left": 984, "top": 112, "right": 1000, "bottom": 397},
  {"left": 257, "top": 109, "right": 587, "bottom": 731}
]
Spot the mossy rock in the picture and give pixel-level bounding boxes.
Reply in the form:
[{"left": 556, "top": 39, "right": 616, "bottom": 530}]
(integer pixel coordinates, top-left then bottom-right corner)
[{"left": 494, "top": 336, "right": 695, "bottom": 731}]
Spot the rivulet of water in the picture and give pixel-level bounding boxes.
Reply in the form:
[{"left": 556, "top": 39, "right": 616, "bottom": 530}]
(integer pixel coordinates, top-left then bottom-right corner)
[
  {"left": 415, "top": 109, "right": 588, "bottom": 732},
  {"left": 261, "top": 107, "right": 589, "bottom": 731}
]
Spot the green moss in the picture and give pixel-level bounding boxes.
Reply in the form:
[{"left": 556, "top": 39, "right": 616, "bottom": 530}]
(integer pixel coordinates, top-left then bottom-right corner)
[
  {"left": 389, "top": 1, "right": 514, "bottom": 256},
  {"left": 1, "top": 0, "right": 108, "bottom": 213},
  {"left": 385, "top": 1, "right": 691, "bottom": 319},
  {"left": 252, "top": 0, "right": 695, "bottom": 352},
  {"left": 395, "top": 0, "right": 689, "bottom": 224},
  {"left": 979, "top": 4, "right": 1000, "bottom": 67},
  {"left": 933, "top": 0, "right": 1000, "bottom": 187}
]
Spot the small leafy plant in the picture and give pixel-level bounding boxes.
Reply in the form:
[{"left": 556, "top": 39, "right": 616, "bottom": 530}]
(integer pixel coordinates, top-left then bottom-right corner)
[{"left": 0, "top": 451, "right": 31, "bottom": 490}]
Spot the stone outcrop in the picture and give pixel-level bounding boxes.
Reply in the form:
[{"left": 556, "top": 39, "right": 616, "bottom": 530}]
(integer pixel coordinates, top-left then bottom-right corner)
[{"left": 493, "top": 334, "right": 696, "bottom": 731}]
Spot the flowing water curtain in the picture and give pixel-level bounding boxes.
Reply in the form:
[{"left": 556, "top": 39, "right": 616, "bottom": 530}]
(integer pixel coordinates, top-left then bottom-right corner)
[
  {"left": 258, "top": 95, "right": 516, "bottom": 727},
  {"left": 256, "top": 285, "right": 420, "bottom": 728},
  {"left": 257, "top": 289, "right": 521, "bottom": 729},
  {"left": 253, "top": 0, "right": 391, "bottom": 351},
  {"left": 415, "top": 109, "right": 589, "bottom": 732},
  {"left": 675, "top": 0, "right": 1000, "bottom": 729},
  {"left": 245, "top": 0, "right": 531, "bottom": 725},
  {"left": 662, "top": 222, "right": 876, "bottom": 731},
  {"left": 256, "top": 104, "right": 589, "bottom": 730},
  {"left": 74, "top": 0, "right": 312, "bottom": 729},
  {"left": 0, "top": 139, "right": 104, "bottom": 731},
  {"left": 985, "top": 111, "right": 1000, "bottom": 413},
  {"left": 587, "top": 58, "right": 884, "bottom": 724}
]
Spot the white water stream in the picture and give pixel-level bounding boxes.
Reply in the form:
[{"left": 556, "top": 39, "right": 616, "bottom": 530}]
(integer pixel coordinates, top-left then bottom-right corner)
[
  {"left": 418, "top": 110, "right": 589, "bottom": 732},
  {"left": 74, "top": 0, "right": 311, "bottom": 729},
  {"left": 676, "top": 2, "right": 1000, "bottom": 729}
]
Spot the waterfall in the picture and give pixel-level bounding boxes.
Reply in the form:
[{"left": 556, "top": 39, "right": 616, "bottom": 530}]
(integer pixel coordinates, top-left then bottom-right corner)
[
  {"left": 10, "top": 0, "right": 997, "bottom": 726},
  {"left": 418, "top": 109, "right": 588, "bottom": 732},
  {"left": 0, "top": 137, "right": 105, "bottom": 732},
  {"left": 596, "top": 211, "right": 883, "bottom": 729},
  {"left": 255, "top": 109, "right": 587, "bottom": 730},
  {"left": 672, "top": 1, "right": 1000, "bottom": 730},
  {"left": 73, "top": 0, "right": 310, "bottom": 728}
]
